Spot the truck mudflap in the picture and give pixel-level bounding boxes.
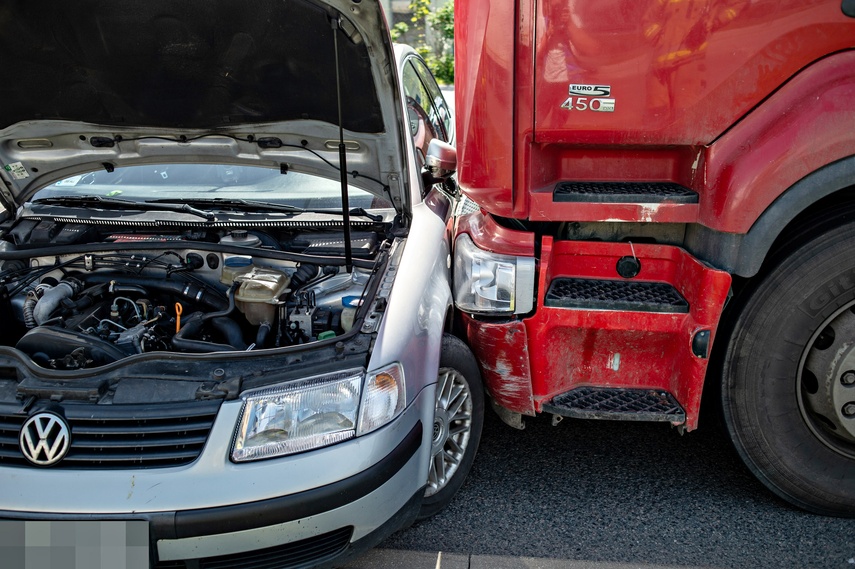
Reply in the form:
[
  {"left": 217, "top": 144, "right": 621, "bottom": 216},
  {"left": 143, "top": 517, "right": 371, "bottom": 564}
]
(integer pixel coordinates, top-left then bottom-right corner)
[{"left": 526, "top": 237, "right": 731, "bottom": 430}]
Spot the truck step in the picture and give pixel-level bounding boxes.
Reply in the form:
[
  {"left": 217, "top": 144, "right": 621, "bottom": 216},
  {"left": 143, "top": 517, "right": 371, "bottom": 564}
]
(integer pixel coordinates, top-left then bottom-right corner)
[
  {"left": 544, "top": 278, "right": 689, "bottom": 313},
  {"left": 542, "top": 387, "right": 686, "bottom": 423},
  {"left": 553, "top": 181, "right": 698, "bottom": 204}
]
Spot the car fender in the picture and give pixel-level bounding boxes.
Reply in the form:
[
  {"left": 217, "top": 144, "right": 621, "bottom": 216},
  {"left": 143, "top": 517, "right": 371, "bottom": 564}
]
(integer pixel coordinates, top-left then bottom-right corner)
[{"left": 368, "top": 193, "right": 453, "bottom": 405}]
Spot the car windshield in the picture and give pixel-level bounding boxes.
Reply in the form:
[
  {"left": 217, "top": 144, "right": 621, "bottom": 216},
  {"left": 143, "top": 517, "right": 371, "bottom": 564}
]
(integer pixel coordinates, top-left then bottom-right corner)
[{"left": 31, "top": 163, "right": 392, "bottom": 210}]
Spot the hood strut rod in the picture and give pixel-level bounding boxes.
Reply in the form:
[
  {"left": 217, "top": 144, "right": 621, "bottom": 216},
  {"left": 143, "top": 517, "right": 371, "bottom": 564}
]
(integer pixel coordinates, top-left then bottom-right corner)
[{"left": 332, "top": 16, "right": 353, "bottom": 273}]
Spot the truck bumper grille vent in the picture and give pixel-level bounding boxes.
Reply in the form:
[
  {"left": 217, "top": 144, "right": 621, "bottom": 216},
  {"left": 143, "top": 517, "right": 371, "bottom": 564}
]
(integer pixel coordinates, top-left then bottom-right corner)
[
  {"left": 554, "top": 181, "right": 698, "bottom": 203},
  {"left": 543, "top": 387, "right": 686, "bottom": 423},
  {"left": 545, "top": 278, "right": 689, "bottom": 313}
]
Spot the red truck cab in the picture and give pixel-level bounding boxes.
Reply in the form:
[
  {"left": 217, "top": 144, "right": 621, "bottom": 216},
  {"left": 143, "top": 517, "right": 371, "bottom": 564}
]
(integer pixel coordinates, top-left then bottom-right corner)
[{"left": 453, "top": 0, "right": 855, "bottom": 516}]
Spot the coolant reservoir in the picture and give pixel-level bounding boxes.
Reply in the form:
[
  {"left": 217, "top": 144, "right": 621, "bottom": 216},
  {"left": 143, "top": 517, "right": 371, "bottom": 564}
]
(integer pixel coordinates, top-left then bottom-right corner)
[
  {"left": 235, "top": 267, "right": 291, "bottom": 325},
  {"left": 220, "top": 256, "right": 254, "bottom": 285}
]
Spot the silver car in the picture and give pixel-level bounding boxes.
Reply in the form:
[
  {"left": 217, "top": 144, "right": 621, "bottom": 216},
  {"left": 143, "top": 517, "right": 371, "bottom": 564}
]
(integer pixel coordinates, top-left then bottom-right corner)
[{"left": 0, "top": 1, "right": 482, "bottom": 566}]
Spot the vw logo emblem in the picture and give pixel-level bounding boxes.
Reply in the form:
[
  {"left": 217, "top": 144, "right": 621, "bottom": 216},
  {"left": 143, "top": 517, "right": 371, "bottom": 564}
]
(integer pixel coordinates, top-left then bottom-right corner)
[{"left": 19, "top": 412, "right": 71, "bottom": 466}]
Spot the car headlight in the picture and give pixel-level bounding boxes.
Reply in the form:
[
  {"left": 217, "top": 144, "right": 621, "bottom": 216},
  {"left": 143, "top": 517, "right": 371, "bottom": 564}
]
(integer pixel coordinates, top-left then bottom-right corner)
[
  {"left": 231, "top": 364, "right": 405, "bottom": 462},
  {"left": 454, "top": 233, "right": 535, "bottom": 314}
]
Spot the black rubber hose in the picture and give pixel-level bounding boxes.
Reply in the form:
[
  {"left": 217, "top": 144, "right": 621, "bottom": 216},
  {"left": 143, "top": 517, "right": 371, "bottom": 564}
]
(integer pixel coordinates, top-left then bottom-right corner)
[
  {"left": 84, "top": 275, "right": 228, "bottom": 311},
  {"left": 290, "top": 263, "right": 319, "bottom": 290},
  {"left": 293, "top": 271, "right": 335, "bottom": 296},
  {"left": 255, "top": 323, "right": 271, "bottom": 348},
  {"left": 23, "top": 294, "right": 37, "bottom": 329},
  {"left": 211, "top": 317, "right": 247, "bottom": 350},
  {"left": 33, "top": 281, "right": 80, "bottom": 325},
  {"left": 111, "top": 284, "right": 148, "bottom": 296},
  {"left": 202, "top": 284, "right": 237, "bottom": 322},
  {"left": 171, "top": 313, "right": 238, "bottom": 353}
]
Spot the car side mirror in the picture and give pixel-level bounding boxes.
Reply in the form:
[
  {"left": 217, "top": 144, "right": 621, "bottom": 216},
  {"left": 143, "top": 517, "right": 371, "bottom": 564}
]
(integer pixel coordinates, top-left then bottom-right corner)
[{"left": 425, "top": 139, "right": 457, "bottom": 180}]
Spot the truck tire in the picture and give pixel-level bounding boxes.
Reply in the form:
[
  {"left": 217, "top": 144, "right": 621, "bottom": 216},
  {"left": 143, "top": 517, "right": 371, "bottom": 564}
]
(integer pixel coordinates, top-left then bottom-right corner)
[
  {"left": 722, "top": 223, "right": 855, "bottom": 516},
  {"left": 418, "top": 334, "right": 484, "bottom": 520}
]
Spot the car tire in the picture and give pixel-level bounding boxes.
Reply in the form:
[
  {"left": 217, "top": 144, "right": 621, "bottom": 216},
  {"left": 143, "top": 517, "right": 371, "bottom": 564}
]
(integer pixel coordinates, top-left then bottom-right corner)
[
  {"left": 418, "top": 333, "right": 484, "bottom": 520},
  {"left": 721, "top": 223, "right": 855, "bottom": 516}
]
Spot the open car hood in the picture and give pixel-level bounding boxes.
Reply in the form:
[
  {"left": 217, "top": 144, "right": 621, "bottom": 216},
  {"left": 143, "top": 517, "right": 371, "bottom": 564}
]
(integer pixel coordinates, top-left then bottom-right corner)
[{"left": 0, "top": 0, "right": 408, "bottom": 211}]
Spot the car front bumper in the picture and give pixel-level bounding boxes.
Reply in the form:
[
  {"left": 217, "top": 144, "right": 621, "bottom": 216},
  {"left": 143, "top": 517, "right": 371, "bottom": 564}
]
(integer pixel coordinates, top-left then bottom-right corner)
[{"left": 0, "top": 387, "right": 433, "bottom": 567}]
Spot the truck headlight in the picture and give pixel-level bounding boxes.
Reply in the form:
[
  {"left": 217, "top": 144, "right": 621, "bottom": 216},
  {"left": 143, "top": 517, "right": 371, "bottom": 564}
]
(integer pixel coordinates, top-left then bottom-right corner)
[
  {"left": 454, "top": 233, "right": 535, "bottom": 314},
  {"left": 231, "top": 364, "right": 405, "bottom": 462}
]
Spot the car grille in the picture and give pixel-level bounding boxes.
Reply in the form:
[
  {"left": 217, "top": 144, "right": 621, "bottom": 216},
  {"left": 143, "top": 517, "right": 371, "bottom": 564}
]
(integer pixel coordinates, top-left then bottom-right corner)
[
  {"left": 154, "top": 527, "right": 353, "bottom": 569},
  {"left": 0, "top": 400, "right": 221, "bottom": 469}
]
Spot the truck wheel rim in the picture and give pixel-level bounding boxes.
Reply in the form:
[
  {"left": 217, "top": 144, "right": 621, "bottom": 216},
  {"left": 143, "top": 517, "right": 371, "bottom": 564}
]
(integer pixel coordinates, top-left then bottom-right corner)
[
  {"left": 799, "top": 302, "right": 855, "bottom": 459},
  {"left": 425, "top": 367, "right": 473, "bottom": 497}
]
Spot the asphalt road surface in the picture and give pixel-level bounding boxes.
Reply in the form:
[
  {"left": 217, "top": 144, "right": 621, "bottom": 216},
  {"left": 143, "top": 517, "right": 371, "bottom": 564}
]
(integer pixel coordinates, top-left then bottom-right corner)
[{"left": 382, "top": 409, "right": 855, "bottom": 568}]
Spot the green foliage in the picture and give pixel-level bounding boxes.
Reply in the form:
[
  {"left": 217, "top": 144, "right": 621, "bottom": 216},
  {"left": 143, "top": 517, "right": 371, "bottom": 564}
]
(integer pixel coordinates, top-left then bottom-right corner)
[
  {"left": 428, "top": 2, "right": 454, "bottom": 42},
  {"left": 406, "top": 0, "right": 454, "bottom": 84},
  {"left": 390, "top": 21, "right": 409, "bottom": 42},
  {"left": 430, "top": 53, "right": 454, "bottom": 84},
  {"left": 410, "top": 0, "right": 431, "bottom": 25}
]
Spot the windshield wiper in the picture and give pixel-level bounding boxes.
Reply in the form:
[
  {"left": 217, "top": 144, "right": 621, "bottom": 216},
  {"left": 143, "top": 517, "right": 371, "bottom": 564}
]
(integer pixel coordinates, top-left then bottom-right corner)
[
  {"left": 147, "top": 198, "right": 305, "bottom": 215},
  {"left": 148, "top": 199, "right": 383, "bottom": 221},
  {"left": 34, "top": 195, "right": 215, "bottom": 220},
  {"left": 311, "top": 207, "right": 383, "bottom": 222}
]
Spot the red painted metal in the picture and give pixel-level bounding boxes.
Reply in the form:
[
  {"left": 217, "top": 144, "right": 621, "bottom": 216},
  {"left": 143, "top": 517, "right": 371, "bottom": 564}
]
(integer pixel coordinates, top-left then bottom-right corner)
[
  {"left": 531, "top": 0, "right": 852, "bottom": 146},
  {"left": 455, "top": 0, "right": 855, "bottom": 223},
  {"left": 528, "top": 198, "right": 698, "bottom": 224},
  {"left": 702, "top": 52, "right": 855, "bottom": 233},
  {"left": 456, "top": 210, "right": 535, "bottom": 257},
  {"left": 514, "top": 0, "right": 537, "bottom": 218},
  {"left": 458, "top": 229, "right": 731, "bottom": 429},
  {"left": 453, "top": 0, "right": 854, "bottom": 429},
  {"left": 455, "top": 208, "right": 536, "bottom": 415},
  {"left": 453, "top": 0, "right": 516, "bottom": 218},
  {"left": 463, "top": 229, "right": 730, "bottom": 430},
  {"left": 461, "top": 315, "right": 536, "bottom": 416},
  {"left": 525, "top": 145, "right": 703, "bottom": 222},
  {"left": 525, "top": 237, "right": 731, "bottom": 430}
]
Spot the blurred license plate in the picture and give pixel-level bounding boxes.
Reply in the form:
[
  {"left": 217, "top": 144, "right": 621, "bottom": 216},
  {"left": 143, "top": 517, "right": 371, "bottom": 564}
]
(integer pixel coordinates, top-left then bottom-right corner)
[{"left": 0, "top": 520, "right": 149, "bottom": 569}]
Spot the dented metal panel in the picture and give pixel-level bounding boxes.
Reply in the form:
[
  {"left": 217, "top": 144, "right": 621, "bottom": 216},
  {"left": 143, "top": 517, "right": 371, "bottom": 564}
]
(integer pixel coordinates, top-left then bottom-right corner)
[{"left": 461, "top": 315, "right": 536, "bottom": 416}]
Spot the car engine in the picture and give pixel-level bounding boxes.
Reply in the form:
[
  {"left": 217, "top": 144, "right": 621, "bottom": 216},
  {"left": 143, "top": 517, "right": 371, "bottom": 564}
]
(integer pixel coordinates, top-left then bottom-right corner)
[{"left": 0, "top": 222, "right": 384, "bottom": 369}]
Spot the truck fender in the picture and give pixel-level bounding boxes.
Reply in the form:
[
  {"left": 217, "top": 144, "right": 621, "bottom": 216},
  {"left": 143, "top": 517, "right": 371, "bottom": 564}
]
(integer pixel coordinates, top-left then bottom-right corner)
[
  {"left": 687, "top": 154, "right": 855, "bottom": 277},
  {"left": 700, "top": 52, "right": 855, "bottom": 235}
]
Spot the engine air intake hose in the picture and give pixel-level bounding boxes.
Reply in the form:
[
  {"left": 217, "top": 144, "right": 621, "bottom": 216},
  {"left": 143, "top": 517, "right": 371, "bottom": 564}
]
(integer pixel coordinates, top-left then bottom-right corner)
[
  {"left": 290, "top": 263, "right": 319, "bottom": 290},
  {"left": 172, "top": 312, "right": 242, "bottom": 353},
  {"left": 84, "top": 275, "right": 228, "bottom": 311}
]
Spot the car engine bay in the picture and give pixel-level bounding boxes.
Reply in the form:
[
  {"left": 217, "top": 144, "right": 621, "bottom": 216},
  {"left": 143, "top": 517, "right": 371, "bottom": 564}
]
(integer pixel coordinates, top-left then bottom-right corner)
[{"left": 0, "top": 218, "right": 390, "bottom": 371}]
